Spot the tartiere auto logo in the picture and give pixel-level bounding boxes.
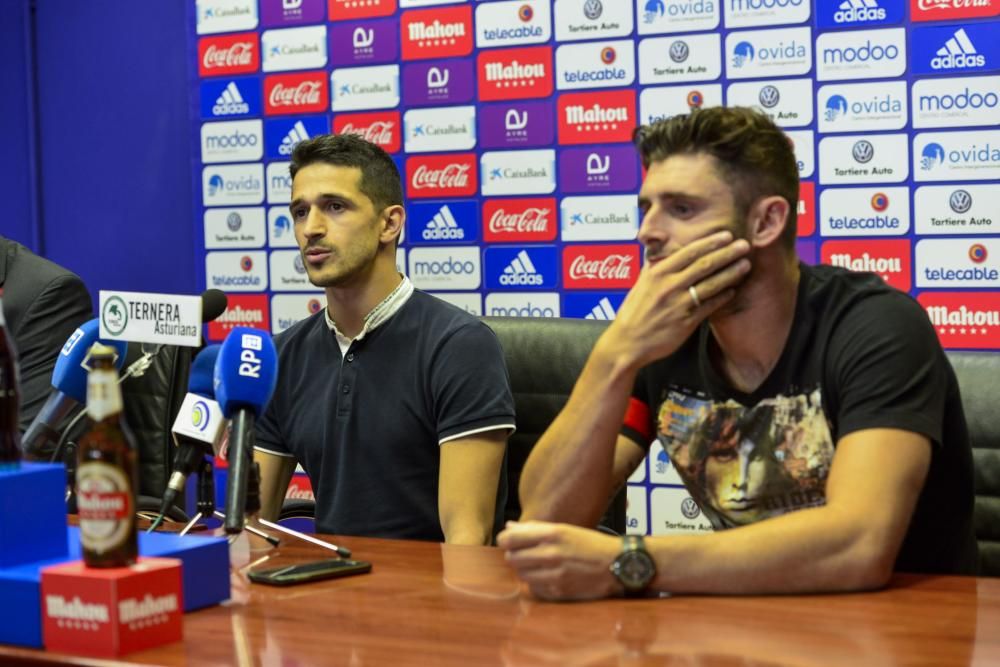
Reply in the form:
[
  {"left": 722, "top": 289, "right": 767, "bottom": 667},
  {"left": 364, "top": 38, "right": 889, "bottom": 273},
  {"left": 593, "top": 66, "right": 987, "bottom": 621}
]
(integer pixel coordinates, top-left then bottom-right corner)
[
  {"left": 406, "top": 153, "right": 478, "bottom": 198},
  {"left": 917, "top": 293, "right": 1000, "bottom": 350},
  {"left": 562, "top": 244, "right": 640, "bottom": 290},
  {"left": 199, "top": 32, "right": 259, "bottom": 77},
  {"left": 477, "top": 46, "right": 554, "bottom": 102},
  {"left": 334, "top": 111, "right": 401, "bottom": 153},
  {"left": 557, "top": 90, "right": 636, "bottom": 145},
  {"left": 401, "top": 5, "right": 474, "bottom": 60},
  {"left": 821, "top": 239, "right": 911, "bottom": 291},
  {"left": 263, "top": 71, "right": 327, "bottom": 115},
  {"left": 482, "top": 197, "right": 558, "bottom": 243}
]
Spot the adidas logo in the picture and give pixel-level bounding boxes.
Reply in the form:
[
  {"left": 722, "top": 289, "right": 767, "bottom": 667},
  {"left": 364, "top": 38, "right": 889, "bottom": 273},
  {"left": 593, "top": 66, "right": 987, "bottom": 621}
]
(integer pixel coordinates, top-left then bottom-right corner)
[
  {"left": 932, "top": 29, "right": 986, "bottom": 70},
  {"left": 499, "top": 250, "right": 543, "bottom": 286},
  {"left": 279, "top": 121, "right": 310, "bottom": 156},
  {"left": 422, "top": 205, "right": 465, "bottom": 240},
  {"left": 212, "top": 82, "right": 250, "bottom": 116},
  {"left": 584, "top": 297, "right": 616, "bottom": 320},
  {"left": 834, "top": 0, "right": 886, "bottom": 22}
]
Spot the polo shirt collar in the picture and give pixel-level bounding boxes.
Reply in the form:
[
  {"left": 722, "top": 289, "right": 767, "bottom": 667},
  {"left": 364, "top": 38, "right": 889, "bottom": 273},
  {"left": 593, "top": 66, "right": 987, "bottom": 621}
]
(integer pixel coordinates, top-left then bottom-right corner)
[{"left": 324, "top": 275, "right": 414, "bottom": 348}]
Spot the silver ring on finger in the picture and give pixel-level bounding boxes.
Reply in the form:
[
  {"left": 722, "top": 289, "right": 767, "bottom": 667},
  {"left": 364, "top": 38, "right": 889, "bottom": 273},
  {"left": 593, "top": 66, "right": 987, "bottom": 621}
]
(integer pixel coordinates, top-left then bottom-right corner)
[{"left": 688, "top": 285, "right": 702, "bottom": 309}]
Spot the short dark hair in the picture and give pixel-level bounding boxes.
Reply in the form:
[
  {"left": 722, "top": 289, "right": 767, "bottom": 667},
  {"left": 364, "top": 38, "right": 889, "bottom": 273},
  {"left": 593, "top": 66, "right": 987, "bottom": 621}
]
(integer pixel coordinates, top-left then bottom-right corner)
[
  {"left": 289, "top": 133, "right": 403, "bottom": 211},
  {"left": 633, "top": 107, "right": 799, "bottom": 248}
]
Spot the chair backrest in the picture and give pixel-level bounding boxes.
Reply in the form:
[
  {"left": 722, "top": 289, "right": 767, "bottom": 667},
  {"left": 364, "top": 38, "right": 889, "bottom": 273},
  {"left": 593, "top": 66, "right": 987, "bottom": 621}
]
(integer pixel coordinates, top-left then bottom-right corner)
[
  {"left": 945, "top": 351, "right": 1000, "bottom": 576},
  {"left": 481, "top": 317, "right": 624, "bottom": 533}
]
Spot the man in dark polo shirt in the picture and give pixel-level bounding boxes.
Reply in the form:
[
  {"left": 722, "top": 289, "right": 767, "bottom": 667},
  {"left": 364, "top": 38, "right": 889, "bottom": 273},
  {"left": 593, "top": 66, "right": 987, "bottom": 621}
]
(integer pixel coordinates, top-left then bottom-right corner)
[{"left": 254, "top": 134, "right": 515, "bottom": 544}]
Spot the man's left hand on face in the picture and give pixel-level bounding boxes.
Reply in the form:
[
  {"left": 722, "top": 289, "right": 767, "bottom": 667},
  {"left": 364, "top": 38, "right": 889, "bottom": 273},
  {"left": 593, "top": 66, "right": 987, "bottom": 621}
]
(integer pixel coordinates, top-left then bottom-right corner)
[{"left": 497, "top": 521, "right": 624, "bottom": 602}]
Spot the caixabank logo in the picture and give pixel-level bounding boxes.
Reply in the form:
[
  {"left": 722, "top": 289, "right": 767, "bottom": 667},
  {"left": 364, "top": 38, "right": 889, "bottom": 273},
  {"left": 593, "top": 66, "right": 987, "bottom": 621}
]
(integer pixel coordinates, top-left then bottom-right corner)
[
  {"left": 639, "top": 84, "right": 723, "bottom": 124},
  {"left": 818, "top": 134, "right": 909, "bottom": 184},
  {"left": 562, "top": 292, "right": 625, "bottom": 320},
  {"left": 199, "top": 32, "right": 259, "bottom": 77},
  {"left": 637, "top": 0, "right": 720, "bottom": 35},
  {"left": 329, "top": 17, "right": 399, "bottom": 67},
  {"left": 478, "top": 100, "right": 555, "bottom": 149},
  {"left": 821, "top": 239, "right": 911, "bottom": 291},
  {"left": 815, "top": 27, "right": 906, "bottom": 81},
  {"left": 328, "top": 0, "right": 396, "bottom": 21},
  {"left": 333, "top": 111, "right": 401, "bottom": 153},
  {"left": 197, "top": 0, "right": 258, "bottom": 34},
  {"left": 914, "top": 184, "right": 998, "bottom": 235},
  {"left": 557, "top": 90, "right": 636, "bottom": 145},
  {"left": 911, "top": 0, "right": 1000, "bottom": 22},
  {"left": 817, "top": 81, "right": 907, "bottom": 133},
  {"left": 406, "top": 153, "right": 478, "bottom": 198},
  {"left": 638, "top": 34, "right": 723, "bottom": 85},
  {"left": 725, "top": 27, "right": 812, "bottom": 80},
  {"left": 407, "top": 200, "right": 479, "bottom": 244},
  {"left": 475, "top": 0, "right": 552, "bottom": 49},
  {"left": 477, "top": 46, "right": 554, "bottom": 102},
  {"left": 561, "top": 195, "right": 640, "bottom": 241},
  {"left": 819, "top": 186, "right": 910, "bottom": 236},
  {"left": 914, "top": 130, "right": 1000, "bottom": 182},
  {"left": 264, "top": 116, "right": 328, "bottom": 160},
  {"left": 404, "top": 105, "right": 477, "bottom": 153},
  {"left": 911, "top": 23, "right": 1000, "bottom": 76},
  {"left": 817, "top": 0, "right": 905, "bottom": 28},
  {"left": 403, "top": 59, "right": 475, "bottom": 106},
  {"left": 918, "top": 293, "right": 1000, "bottom": 350},
  {"left": 401, "top": 5, "right": 474, "bottom": 61},
  {"left": 261, "top": 25, "right": 327, "bottom": 72},
  {"left": 481, "top": 149, "right": 557, "bottom": 196},
  {"left": 563, "top": 244, "right": 640, "bottom": 289},
  {"left": 332, "top": 64, "right": 400, "bottom": 111},
  {"left": 916, "top": 238, "right": 1000, "bottom": 288},
  {"left": 912, "top": 76, "right": 1000, "bottom": 130},
  {"left": 200, "top": 77, "right": 261, "bottom": 119},
  {"left": 724, "top": 0, "right": 811, "bottom": 29},
  {"left": 558, "top": 145, "right": 639, "bottom": 194},
  {"left": 485, "top": 246, "right": 560, "bottom": 289},
  {"left": 264, "top": 71, "right": 327, "bottom": 115},
  {"left": 482, "top": 197, "right": 558, "bottom": 243},
  {"left": 726, "top": 78, "right": 813, "bottom": 127},
  {"left": 207, "top": 294, "right": 269, "bottom": 342},
  {"left": 556, "top": 40, "right": 636, "bottom": 90}
]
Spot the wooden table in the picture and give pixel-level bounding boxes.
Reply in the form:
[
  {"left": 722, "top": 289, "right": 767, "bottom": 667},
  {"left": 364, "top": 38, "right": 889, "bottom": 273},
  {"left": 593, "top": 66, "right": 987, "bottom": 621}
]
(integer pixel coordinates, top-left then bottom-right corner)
[{"left": 3, "top": 533, "right": 999, "bottom": 666}]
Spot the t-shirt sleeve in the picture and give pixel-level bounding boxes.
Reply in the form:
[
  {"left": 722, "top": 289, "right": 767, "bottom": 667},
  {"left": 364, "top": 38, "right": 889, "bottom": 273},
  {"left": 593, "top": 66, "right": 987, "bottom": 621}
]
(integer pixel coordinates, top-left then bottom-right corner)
[
  {"left": 621, "top": 365, "right": 654, "bottom": 450},
  {"left": 254, "top": 395, "right": 294, "bottom": 458},
  {"left": 827, "top": 291, "right": 947, "bottom": 448},
  {"left": 432, "top": 322, "right": 516, "bottom": 443}
]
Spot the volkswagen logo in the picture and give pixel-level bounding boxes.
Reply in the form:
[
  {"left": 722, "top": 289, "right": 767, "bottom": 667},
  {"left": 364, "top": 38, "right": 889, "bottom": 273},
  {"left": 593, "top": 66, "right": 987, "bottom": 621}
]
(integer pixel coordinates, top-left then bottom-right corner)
[
  {"left": 680, "top": 497, "right": 701, "bottom": 520},
  {"left": 293, "top": 254, "right": 306, "bottom": 274},
  {"left": 669, "top": 40, "right": 689, "bottom": 63},
  {"left": 758, "top": 85, "right": 780, "bottom": 109},
  {"left": 949, "top": 189, "right": 972, "bottom": 214},
  {"left": 583, "top": 0, "right": 602, "bottom": 19},
  {"left": 226, "top": 212, "right": 242, "bottom": 232},
  {"left": 852, "top": 140, "right": 874, "bottom": 164}
]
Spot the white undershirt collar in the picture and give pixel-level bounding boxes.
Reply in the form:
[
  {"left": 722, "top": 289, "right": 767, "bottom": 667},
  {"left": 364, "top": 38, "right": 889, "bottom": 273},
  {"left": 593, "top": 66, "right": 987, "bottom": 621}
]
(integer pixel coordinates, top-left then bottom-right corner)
[{"left": 325, "top": 275, "right": 414, "bottom": 356}]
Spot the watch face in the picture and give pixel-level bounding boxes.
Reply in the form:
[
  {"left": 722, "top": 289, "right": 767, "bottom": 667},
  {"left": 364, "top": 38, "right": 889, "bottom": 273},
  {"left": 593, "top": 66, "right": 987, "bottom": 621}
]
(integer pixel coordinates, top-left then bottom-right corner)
[{"left": 616, "top": 550, "right": 654, "bottom": 590}]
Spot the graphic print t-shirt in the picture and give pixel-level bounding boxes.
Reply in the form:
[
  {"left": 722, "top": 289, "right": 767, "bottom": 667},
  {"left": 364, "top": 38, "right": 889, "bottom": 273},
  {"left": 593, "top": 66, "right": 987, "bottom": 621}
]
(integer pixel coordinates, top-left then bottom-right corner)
[{"left": 622, "top": 263, "right": 978, "bottom": 574}]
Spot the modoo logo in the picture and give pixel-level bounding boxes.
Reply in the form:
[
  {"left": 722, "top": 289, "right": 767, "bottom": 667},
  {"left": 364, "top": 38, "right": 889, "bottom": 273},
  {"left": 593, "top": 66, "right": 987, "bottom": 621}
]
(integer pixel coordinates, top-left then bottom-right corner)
[{"left": 408, "top": 247, "right": 482, "bottom": 290}]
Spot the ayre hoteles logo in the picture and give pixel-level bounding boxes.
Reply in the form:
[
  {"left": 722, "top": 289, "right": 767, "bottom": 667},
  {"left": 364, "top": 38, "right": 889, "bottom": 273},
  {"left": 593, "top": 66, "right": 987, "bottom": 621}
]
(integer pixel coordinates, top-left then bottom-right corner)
[
  {"left": 198, "top": 32, "right": 259, "bottom": 77},
  {"left": 817, "top": 0, "right": 905, "bottom": 28},
  {"left": 485, "top": 246, "right": 560, "bottom": 290},
  {"left": 407, "top": 199, "right": 479, "bottom": 244},
  {"left": 913, "top": 130, "right": 1000, "bottom": 181},
  {"left": 401, "top": 5, "right": 474, "bottom": 61},
  {"left": 203, "top": 163, "right": 264, "bottom": 207},
  {"left": 725, "top": 27, "right": 812, "bottom": 79},
  {"left": 204, "top": 206, "right": 266, "bottom": 249},
  {"left": 201, "top": 119, "right": 263, "bottom": 164},
  {"left": 403, "top": 59, "right": 476, "bottom": 106},
  {"left": 206, "top": 250, "right": 268, "bottom": 292},
  {"left": 563, "top": 244, "right": 640, "bottom": 290},
  {"left": 559, "top": 146, "right": 639, "bottom": 194},
  {"left": 261, "top": 25, "right": 327, "bottom": 72},
  {"left": 482, "top": 197, "right": 559, "bottom": 243},
  {"left": 264, "top": 71, "right": 328, "bottom": 115},
  {"left": 912, "top": 75, "right": 1000, "bottom": 130},
  {"left": 638, "top": 34, "right": 723, "bottom": 85},
  {"left": 818, "top": 133, "right": 909, "bottom": 184},
  {"left": 484, "top": 292, "right": 561, "bottom": 317},
  {"left": 475, "top": 0, "right": 552, "bottom": 49},
  {"left": 918, "top": 292, "right": 1000, "bottom": 351},
  {"left": 820, "top": 239, "right": 911, "bottom": 291},
  {"left": 910, "top": 0, "right": 1000, "bottom": 22},
  {"left": 404, "top": 105, "right": 477, "bottom": 153},
  {"left": 639, "top": 84, "right": 723, "bottom": 123},
  {"left": 815, "top": 28, "right": 906, "bottom": 82},
  {"left": 329, "top": 18, "right": 399, "bottom": 67},
  {"left": 911, "top": 22, "right": 1000, "bottom": 76},
  {"left": 819, "top": 186, "right": 911, "bottom": 236},
  {"left": 477, "top": 46, "right": 554, "bottom": 102},
  {"left": 817, "top": 80, "right": 908, "bottom": 133},
  {"left": 408, "top": 246, "right": 482, "bottom": 291},
  {"left": 328, "top": 0, "right": 397, "bottom": 20},
  {"left": 260, "top": 0, "right": 326, "bottom": 28},
  {"left": 207, "top": 294, "right": 269, "bottom": 342},
  {"left": 726, "top": 78, "right": 813, "bottom": 127},
  {"left": 271, "top": 294, "right": 325, "bottom": 334},
  {"left": 724, "top": 0, "right": 812, "bottom": 28},
  {"left": 914, "top": 184, "right": 998, "bottom": 234},
  {"left": 331, "top": 64, "right": 400, "bottom": 111},
  {"left": 334, "top": 111, "right": 401, "bottom": 153},
  {"left": 556, "top": 40, "right": 636, "bottom": 90},
  {"left": 554, "top": 0, "right": 634, "bottom": 42},
  {"left": 916, "top": 238, "right": 1000, "bottom": 287},
  {"left": 560, "top": 195, "right": 640, "bottom": 241},
  {"left": 265, "top": 115, "right": 328, "bottom": 160},
  {"left": 557, "top": 90, "right": 637, "bottom": 145},
  {"left": 197, "top": 0, "right": 258, "bottom": 34},
  {"left": 406, "top": 153, "right": 478, "bottom": 199},
  {"left": 200, "top": 76, "right": 261, "bottom": 119},
  {"left": 478, "top": 100, "right": 555, "bottom": 149},
  {"left": 481, "top": 149, "right": 556, "bottom": 196},
  {"left": 637, "top": 0, "right": 720, "bottom": 35}
]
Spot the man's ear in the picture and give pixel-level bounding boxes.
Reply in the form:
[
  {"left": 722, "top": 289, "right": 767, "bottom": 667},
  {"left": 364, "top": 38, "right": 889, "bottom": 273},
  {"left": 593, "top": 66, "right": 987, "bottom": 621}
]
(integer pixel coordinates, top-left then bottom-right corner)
[
  {"left": 746, "top": 195, "right": 790, "bottom": 249},
  {"left": 380, "top": 204, "right": 405, "bottom": 245}
]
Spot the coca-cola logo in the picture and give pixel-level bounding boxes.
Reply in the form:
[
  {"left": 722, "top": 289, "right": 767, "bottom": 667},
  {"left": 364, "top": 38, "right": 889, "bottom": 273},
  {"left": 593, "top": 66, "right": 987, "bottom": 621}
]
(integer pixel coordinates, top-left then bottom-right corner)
[
  {"left": 412, "top": 164, "right": 470, "bottom": 190},
  {"left": 482, "top": 198, "right": 557, "bottom": 242},
  {"left": 334, "top": 111, "right": 401, "bottom": 153},
  {"left": 270, "top": 82, "right": 321, "bottom": 107},
  {"left": 488, "top": 207, "right": 550, "bottom": 233},
  {"left": 406, "top": 153, "right": 478, "bottom": 198},
  {"left": 568, "top": 254, "right": 633, "bottom": 280},
  {"left": 341, "top": 121, "right": 393, "bottom": 143},
  {"left": 911, "top": 0, "right": 999, "bottom": 20},
  {"left": 198, "top": 33, "right": 259, "bottom": 77},
  {"left": 203, "top": 43, "right": 253, "bottom": 69},
  {"left": 563, "top": 245, "right": 640, "bottom": 289},
  {"left": 264, "top": 73, "right": 327, "bottom": 115}
]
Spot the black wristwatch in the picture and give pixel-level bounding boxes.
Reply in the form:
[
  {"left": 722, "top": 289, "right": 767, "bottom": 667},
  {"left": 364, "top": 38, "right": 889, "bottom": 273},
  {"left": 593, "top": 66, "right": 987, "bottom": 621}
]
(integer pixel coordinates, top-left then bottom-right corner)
[{"left": 609, "top": 535, "right": 656, "bottom": 596}]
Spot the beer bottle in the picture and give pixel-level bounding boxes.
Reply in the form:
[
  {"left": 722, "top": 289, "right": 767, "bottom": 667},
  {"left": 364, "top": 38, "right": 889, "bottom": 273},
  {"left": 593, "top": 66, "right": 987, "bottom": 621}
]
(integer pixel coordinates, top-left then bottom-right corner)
[
  {"left": 0, "top": 296, "right": 22, "bottom": 467},
  {"left": 76, "top": 343, "right": 138, "bottom": 567}
]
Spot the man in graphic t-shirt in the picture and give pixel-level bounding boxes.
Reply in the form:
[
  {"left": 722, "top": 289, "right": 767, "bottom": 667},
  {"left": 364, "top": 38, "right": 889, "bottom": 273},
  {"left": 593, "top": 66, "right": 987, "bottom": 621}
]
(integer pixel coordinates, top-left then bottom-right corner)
[{"left": 498, "top": 107, "right": 978, "bottom": 599}]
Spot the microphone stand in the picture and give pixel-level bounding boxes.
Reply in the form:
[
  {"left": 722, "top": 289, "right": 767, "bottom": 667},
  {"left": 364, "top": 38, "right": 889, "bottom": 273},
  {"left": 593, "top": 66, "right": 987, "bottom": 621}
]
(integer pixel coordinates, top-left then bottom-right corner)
[{"left": 177, "top": 458, "right": 279, "bottom": 546}]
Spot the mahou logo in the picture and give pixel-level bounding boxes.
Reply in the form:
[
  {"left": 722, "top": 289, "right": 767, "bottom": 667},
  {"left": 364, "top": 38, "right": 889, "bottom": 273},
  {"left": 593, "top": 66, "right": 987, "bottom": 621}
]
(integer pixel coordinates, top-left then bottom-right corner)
[
  {"left": 482, "top": 197, "right": 558, "bottom": 243},
  {"left": 401, "top": 5, "right": 474, "bottom": 61},
  {"left": 406, "top": 153, "right": 478, "bottom": 198},
  {"left": 821, "top": 239, "right": 912, "bottom": 291},
  {"left": 477, "top": 46, "right": 554, "bottom": 102},
  {"left": 563, "top": 244, "right": 640, "bottom": 289},
  {"left": 328, "top": 0, "right": 397, "bottom": 21},
  {"left": 918, "top": 292, "right": 1000, "bottom": 349},
  {"left": 334, "top": 111, "right": 401, "bottom": 152},
  {"left": 198, "top": 32, "right": 259, "bottom": 77},
  {"left": 798, "top": 181, "right": 816, "bottom": 236},
  {"left": 264, "top": 71, "right": 328, "bottom": 115},
  {"left": 207, "top": 294, "right": 269, "bottom": 341},
  {"left": 911, "top": 0, "right": 1000, "bottom": 22},
  {"left": 558, "top": 90, "right": 636, "bottom": 145}
]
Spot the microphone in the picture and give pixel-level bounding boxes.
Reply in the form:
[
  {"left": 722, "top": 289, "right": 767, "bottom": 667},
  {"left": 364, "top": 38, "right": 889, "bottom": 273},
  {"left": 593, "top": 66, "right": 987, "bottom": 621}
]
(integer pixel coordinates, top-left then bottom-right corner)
[
  {"left": 21, "top": 320, "right": 128, "bottom": 460},
  {"left": 214, "top": 326, "right": 277, "bottom": 535},
  {"left": 157, "top": 345, "right": 225, "bottom": 518}
]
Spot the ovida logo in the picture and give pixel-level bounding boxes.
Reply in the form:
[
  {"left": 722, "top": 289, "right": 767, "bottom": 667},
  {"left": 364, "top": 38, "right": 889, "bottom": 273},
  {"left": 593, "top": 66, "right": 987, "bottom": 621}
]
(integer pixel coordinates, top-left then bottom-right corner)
[
  {"left": 950, "top": 189, "right": 973, "bottom": 213},
  {"left": 852, "top": 140, "right": 875, "bottom": 163},
  {"left": 670, "top": 40, "right": 690, "bottom": 63},
  {"left": 643, "top": 0, "right": 665, "bottom": 23},
  {"left": 932, "top": 29, "right": 985, "bottom": 70},
  {"left": 759, "top": 84, "right": 780, "bottom": 107},
  {"left": 834, "top": 0, "right": 887, "bottom": 23},
  {"left": 208, "top": 174, "right": 225, "bottom": 197},
  {"left": 227, "top": 212, "right": 242, "bottom": 231},
  {"left": 273, "top": 214, "right": 291, "bottom": 237},
  {"left": 920, "top": 142, "right": 947, "bottom": 170},
  {"left": 732, "top": 41, "right": 754, "bottom": 67},
  {"left": 826, "top": 94, "right": 849, "bottom": 120}
]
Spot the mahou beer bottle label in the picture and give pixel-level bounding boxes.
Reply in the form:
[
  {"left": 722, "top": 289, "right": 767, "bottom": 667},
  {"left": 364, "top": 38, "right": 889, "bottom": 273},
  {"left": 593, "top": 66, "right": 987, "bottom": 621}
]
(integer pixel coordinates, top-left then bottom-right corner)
[{"left": 77, "top": 462, "right": 134, "bottom": 554}]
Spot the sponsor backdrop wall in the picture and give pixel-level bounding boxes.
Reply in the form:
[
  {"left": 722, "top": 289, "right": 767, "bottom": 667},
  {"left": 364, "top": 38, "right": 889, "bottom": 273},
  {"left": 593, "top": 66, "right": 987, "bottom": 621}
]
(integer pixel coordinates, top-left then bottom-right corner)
[{"left": 189, "top": 0, "right": 1000, "bottom": 536}]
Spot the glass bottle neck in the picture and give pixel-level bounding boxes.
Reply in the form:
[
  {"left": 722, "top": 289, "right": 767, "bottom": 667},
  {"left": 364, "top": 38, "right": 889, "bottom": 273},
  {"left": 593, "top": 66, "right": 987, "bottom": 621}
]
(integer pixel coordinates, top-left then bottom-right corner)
[{"left": 86, "top": 368, "right": 123, "bottom": 422}]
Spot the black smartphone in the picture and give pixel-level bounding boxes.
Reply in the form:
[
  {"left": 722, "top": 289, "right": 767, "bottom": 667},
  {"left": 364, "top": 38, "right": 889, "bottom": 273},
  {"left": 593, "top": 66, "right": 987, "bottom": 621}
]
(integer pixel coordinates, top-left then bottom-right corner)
[{"left": 248, "top": 559, "right": 372, "bottom": 586}]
